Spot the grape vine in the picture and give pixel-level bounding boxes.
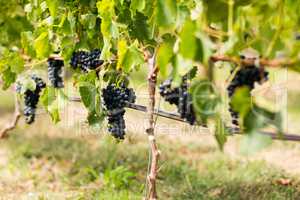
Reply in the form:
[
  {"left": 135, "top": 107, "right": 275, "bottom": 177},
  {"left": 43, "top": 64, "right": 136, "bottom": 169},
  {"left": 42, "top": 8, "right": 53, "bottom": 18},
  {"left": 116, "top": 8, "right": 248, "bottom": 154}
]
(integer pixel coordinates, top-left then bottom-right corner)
[{"left": 0, "top": 0, "right": 300, "bottom": 199}]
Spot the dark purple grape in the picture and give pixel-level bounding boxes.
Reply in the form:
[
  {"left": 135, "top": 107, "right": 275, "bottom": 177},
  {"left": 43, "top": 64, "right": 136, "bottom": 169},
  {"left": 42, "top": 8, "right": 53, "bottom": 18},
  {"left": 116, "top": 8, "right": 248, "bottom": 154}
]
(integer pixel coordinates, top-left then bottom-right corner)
[
  {"left": 102, "top": 83, "right": 136, "bottom": 139},
  {"left": 23, "top": 75, "right": 46, "bottom": 124},
  {"left": 70, "top": 49, "right": 104, "bottom": 72},
  {"left": 48, "top": 58, "right": 64, "bottom": 88},
  {"left": 227, "top": 66, "right": 269, "bottom": 126},
  {"left": 159, "top": 72, "right": 196, "bottom": 125}
]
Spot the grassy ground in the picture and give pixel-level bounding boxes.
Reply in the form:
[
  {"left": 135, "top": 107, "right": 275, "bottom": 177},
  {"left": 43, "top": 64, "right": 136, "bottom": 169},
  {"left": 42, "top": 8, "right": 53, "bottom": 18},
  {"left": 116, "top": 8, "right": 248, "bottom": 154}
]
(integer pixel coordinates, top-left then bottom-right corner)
[
  {"left": 1, "top": 69, "right": 300, "bottom": 199},
  {"left": 1, "top": 107, "right": 300, "bottom": 200},
  {"left": 1, "top": 124, "right": 300, "bottom": 200}
]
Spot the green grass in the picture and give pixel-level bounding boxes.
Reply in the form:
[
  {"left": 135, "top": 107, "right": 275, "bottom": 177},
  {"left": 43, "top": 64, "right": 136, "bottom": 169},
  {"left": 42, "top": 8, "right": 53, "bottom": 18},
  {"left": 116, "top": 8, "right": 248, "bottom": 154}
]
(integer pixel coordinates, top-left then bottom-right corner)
[{"left": 1, "top": 131, "right": 299, "bottom": 200}]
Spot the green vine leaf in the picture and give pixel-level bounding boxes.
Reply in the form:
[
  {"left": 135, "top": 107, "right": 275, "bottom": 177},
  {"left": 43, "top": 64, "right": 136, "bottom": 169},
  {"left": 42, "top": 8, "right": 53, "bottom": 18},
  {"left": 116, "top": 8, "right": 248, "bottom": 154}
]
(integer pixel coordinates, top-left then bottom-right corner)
[
  {"left": 1, "top": 68, "right": 16, "bottom": 90},
  {"left": 179, "top": 20, "right": 196, "bottom": 60},
  {"left": 231, "top": 87, "right": 252, "bottom": 119},
  {"left": 117, "top": 40, "right": 144, "bottom": 73},
  {"left": 155, "top": 0, "right": 177, "bottom": 29},
  {"left": 34, "top": 31, "right": 51, "bottom": 59},
  {"left": 40, "top": 87, "right": 60, "bottom": 124},
  {"left": 21, "top": 31, "right": 36, "bottom": 57},
  {"left": 157, "top": 41, "right": 173, "bottom": 79},
  {"left": 215, "top": 116, "right": 228, "bottom": 151},
  {"left": 45, "top": 0, "right": 59, "bottom": 18},
  {"left": 130, "top": 0, "right": 145, "bottom": 16}
]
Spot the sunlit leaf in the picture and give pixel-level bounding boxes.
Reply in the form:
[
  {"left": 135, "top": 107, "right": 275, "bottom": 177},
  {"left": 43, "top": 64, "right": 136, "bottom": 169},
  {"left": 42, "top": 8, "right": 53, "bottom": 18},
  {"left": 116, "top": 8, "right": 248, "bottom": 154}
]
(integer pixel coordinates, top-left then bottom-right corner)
[
  {"left": 46, "top": 0, "right": 59, "bottom": 18},
  {"left": 179, "top": 20, "right": 196, "bottom": 60},
  {"left": 157, "top": 41, "right": 174, "bottom": 78},
  {"left": 155, "top": 0, "right": 177, "bottom": 28},
  {"left": 34, "top": 31, "right": 51, "bottom": 58}
]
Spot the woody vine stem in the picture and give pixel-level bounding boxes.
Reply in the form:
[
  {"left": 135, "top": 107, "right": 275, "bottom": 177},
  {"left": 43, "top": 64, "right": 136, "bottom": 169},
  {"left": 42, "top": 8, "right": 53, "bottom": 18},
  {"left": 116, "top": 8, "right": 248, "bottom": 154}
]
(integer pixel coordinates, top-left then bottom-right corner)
[{"left": 145, "top": 52, "right": 160, "bottom": 200}]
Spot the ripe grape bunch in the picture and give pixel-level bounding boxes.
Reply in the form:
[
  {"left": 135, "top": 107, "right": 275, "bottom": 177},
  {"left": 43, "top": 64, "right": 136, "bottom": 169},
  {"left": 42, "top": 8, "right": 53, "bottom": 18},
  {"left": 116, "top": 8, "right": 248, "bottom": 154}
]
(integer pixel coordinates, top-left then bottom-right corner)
[
  {"left": 23, "top": 75, "right": 46, "bottom": 124},
  {"left": 159, "top": 74, "right": 196, "bottom": 125},
  {"left": 48, "top": 57, "right": 64, "bottom": 88},
  {"left": 102, "top": 84, "right": 136, "bottom": 139},
  {"left": 227, "top": 66, "right": 269, "bottom": 126},
  {"left": 70, "top": 49, "right": 104, "bottom": 72}
]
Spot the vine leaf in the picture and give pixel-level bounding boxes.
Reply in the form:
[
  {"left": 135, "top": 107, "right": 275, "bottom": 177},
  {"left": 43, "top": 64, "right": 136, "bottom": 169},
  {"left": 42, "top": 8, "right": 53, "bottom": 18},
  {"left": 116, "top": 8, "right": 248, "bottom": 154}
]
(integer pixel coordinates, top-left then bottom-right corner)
[
  {"left": 1, "top": 69, "right": 16, "bottom": 90},
  {"left": 129, "top": 12, "right": 151, "bottom": 43},
  {"left": 97, "top": 0, "right": 118, "bottom": 59},
  {"left": 117, "top": 39, "right": 128, "bottom": 71},
  {"left": 0, "top": 51, "right": 24, "bottom": 89},
  {"left": 21, "top": 31, "right": 36, "bottom": 57},
  {"left": 231, "top": 87, "right": 252, "bottom": 119},
  {"left": 79, "top": 84, "right": 97, "bottom": 111},
  {"left": 231, "top": 87, "right": 283, "bottom": 135},
  {"left": 34, "top": 31, "right": 51, "bottom": 59},
  {"left": 45, "top": 0, "right": 59, "bottom": 18},
  {"left": 155, "top": 0, "right": 177, "bottom": 28},
  {"left": 130, "top": 0, "right": 145, "bottom": 16},
  {"left": 179, "top": 20, "right": 197, "bottom": 60},
  {"left": 40, "top": 87, "right": 60, "bottom": 124},
  {"left": 77, "top": 73, "right": 104, "bottom": 127},
  {"left": 157, "top": 41, "right": 173, "bottom": 78},
  {"left": 215, "top": 116, "right": 228, "bottom": 151},
  {"left": 117, "top": 40, "right": 144, "bottom": 73},
  {"left": 243, "top": 105, "right": 282, "bottom": 135},
  {"left": 10, "top": 54, "right": 24, "bottom": 74}
]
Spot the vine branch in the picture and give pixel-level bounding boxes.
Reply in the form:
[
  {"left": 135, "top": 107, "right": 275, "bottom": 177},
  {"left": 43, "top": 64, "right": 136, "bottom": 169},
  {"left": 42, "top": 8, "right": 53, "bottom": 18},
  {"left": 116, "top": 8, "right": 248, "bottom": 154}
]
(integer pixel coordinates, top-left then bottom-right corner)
[
  {"left": 210, "top": 54, "right": 296, "bottom": 67},
  {"left": 0, "top": 94, "right": 21, "bottom": 139},
  {"left": 145, "top": 52, "right": 160, "bottom": 200}
]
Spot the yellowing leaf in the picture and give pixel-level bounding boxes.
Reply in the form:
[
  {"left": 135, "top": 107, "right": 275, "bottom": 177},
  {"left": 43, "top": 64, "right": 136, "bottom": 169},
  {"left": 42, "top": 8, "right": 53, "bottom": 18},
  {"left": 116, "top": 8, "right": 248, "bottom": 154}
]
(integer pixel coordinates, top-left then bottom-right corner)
[{"left": 117, "top": 39, "right": 128, "bottom": 70}]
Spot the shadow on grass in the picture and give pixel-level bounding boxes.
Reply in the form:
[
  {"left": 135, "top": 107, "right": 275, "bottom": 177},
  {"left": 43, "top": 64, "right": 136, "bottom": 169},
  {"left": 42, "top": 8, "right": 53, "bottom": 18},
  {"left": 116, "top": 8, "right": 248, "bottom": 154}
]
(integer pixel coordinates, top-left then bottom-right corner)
[{"left": 2, "top": 133, "right": 300, "bottom": 200}]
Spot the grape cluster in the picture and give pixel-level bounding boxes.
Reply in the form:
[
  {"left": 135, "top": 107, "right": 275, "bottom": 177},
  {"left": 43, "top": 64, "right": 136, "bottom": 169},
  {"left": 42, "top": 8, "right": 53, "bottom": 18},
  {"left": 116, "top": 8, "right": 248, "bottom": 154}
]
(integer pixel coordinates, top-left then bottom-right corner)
[
  {"left": 159, "top": 75, "right": 196, "bottom": 125},
  {"left": 70, "top": 49, "right": 104, "bottom": 72},
  {"left": 178, "top": 76, "right": 196, "bottom": 124},
  {"left": 23, "top": 75, "right": 46, "bottom": 124},
  {"left": 227, "top": 66, "right": 269, "bottom": 126},
  {"left": 102, "top": 84, "right": 136, "bottom": 139},
  {"left": 48, "top": 58, "right": 64, "bottom": 88},
  {"left": 159, "top": 79, "right": 179, "bottom": 105}
]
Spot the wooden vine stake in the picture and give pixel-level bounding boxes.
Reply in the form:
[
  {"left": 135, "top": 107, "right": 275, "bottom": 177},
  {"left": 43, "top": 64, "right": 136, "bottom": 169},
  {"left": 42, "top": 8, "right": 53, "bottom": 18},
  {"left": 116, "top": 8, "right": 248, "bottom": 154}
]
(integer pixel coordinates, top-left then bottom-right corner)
[
  {"left": 145, "top": 52, "right": 160, "bottom": 200},
  {"left": 0, "top": 93, "right": 21, "bottom": 139}
]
